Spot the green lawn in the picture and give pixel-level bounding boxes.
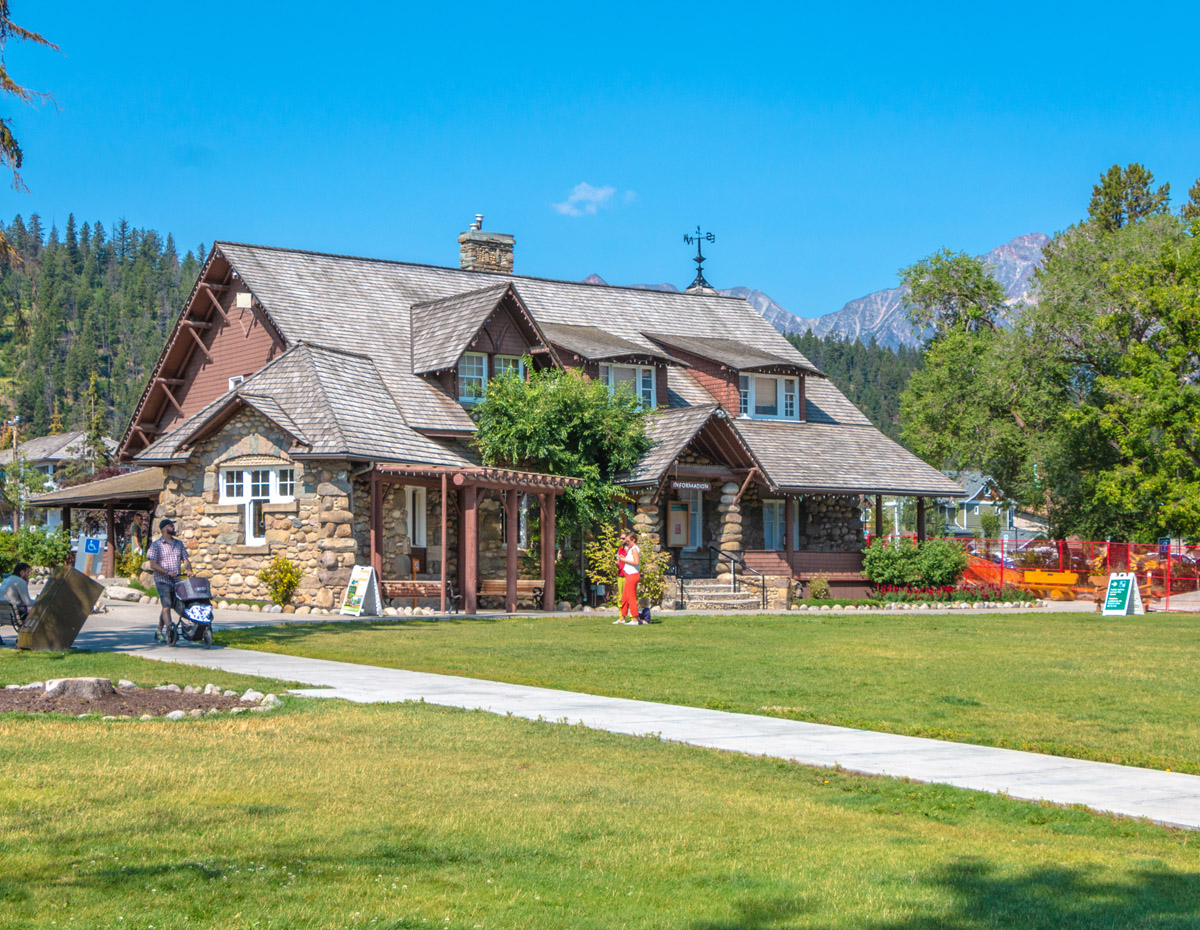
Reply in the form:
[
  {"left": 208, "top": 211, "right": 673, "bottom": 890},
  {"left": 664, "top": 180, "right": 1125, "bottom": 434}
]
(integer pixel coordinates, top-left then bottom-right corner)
[
  {"left": 2, "top": 652, "right": 1199, "bottom": 929},
  {"left": 221, "top": 611, "right": 1200, "bottom": 774}
]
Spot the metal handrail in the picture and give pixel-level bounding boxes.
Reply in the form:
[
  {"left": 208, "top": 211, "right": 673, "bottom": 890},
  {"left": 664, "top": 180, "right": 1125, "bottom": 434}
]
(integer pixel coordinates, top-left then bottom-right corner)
[{"left": 707, "top": 546, "right": 768, "bottom": 610}]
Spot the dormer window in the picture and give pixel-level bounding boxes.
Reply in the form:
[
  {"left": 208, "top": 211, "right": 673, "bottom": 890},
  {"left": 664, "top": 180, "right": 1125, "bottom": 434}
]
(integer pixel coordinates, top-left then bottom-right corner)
[
  {"left": 738, "top": 375, "right": 800, "bottom": 420},
  {"left": 494, "top": 355, "right": 526, "bottom": 378},
  {"left": 599, "top": 364, "right": 656, "bottom": 409},
  {"left": 458, "top": 352, "right": 488, "bottom": 401}
]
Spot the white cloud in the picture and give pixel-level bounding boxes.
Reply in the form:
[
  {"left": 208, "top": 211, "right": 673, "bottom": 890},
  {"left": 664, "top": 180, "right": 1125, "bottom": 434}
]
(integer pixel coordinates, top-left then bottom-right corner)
[{"left": 552, "top": 182, "right": 634, "bottom": 217}]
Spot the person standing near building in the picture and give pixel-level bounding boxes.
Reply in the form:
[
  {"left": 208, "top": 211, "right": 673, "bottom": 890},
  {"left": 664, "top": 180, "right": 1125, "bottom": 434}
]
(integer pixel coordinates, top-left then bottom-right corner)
[
  {"left": 618, "top": 532, "right": 641, "bottom": 624},
  {"left": 615, "top": 531, "right": 629, "bottom": 610},
  {"left": 147, "top": 518, "right": 192, "bottom": 643}
]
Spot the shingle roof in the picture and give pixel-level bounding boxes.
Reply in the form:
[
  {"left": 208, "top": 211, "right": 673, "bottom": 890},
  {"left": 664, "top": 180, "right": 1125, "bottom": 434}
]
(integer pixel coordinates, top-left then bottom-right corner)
[
  {"left": 644, "top": 333, "right": 823, "bottom": 376},
  {"left": 540, "top": 323, "right": 678, "bottom": 363},
  {"left": 135, "top": 344, "right": 473, "bottom": 468},
  {"left": 29, "top": 468, "right": 164, "bottom": 507},
  {"left": 0, "top": 431, "right": 118, "bottom": 466},
  {"left": 732, "top": 419, "right": 966, "bottom": 497},
  {"left": 410, "top": 283, "right": 513, "bottom": 374},
  {"left": 623, "top": 406, "right": 723, "bottom": 486}
]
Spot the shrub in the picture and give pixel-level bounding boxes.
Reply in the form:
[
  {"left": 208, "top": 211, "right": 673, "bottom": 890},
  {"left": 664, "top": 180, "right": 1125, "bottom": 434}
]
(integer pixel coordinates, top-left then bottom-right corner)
[
  {"left": 584, "top": 523, "right": 671, "bottom": 605},
  {"left": 917, "top": 538, "right": 969, "bottom": 586},
  {"left": 861, "top": 537, "right": 922, "bottom": 586},
  {"left": 258, "top": 555, "right": 304, "bottom": 606},
  {"left": 115, "top": 542, "right": 145, "bottom": 579},
  {"left": 0, "top": 527, "right": 72, "bottom": 574},
  {"left": 808, "top": 572, "right": 831, "bottom": 599}
]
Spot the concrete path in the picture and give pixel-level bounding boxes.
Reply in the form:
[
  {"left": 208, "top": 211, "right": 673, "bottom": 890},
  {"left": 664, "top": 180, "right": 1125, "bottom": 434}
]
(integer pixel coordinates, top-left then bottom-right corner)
[{"left": 64, "top": 602, "right": 1200, "bottom": 831}]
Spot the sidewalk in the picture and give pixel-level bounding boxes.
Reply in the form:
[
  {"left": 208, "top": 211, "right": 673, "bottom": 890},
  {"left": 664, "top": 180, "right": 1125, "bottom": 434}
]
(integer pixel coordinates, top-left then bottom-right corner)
[{"left": 69, "top": 603, "right": 1200, "bottom": 831}]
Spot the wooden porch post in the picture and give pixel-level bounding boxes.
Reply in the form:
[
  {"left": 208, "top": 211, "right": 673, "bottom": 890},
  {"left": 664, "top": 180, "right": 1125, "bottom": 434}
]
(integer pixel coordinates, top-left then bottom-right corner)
[
  {"left": 462, "top": 484, "right": 478, "bottom": 615},
  {"left": 439, "top": 473, "right": 448, "bottom": 614},
  {"left": 783, "top": 496, "right": 794, "bottom": 553},
  {"left": 916, "top": 497, "right": 926, "bottom": 542},
  {"left": 504, "top": 489, "right": 518, "bottom": 612},
  {"left": 874, "top": 495, "right": 883, "bottom": 540},
  {"left": 369, "top": 467, "right": 383, "bottom": 580},
  {"left": 62, "top": 507, "right": 72, "bottom": 538},
  {"left": 103, "top": 503, "right": 116, "bottom": 578},
  {"left": 541, "top": 492, "right": 556, "bottom": 610}
]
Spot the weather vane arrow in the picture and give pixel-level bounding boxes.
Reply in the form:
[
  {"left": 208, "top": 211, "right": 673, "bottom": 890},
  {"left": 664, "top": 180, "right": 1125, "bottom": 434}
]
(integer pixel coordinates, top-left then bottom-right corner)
[{"left": 683, "top": 225, "right": 715, "bottom": 290}]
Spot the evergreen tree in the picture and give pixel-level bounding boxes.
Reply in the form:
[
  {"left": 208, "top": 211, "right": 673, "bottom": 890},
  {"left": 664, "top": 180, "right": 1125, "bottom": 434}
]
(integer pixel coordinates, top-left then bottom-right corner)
[{"left": 1087, "top": 163, "right": 1171, "bottom": 231}]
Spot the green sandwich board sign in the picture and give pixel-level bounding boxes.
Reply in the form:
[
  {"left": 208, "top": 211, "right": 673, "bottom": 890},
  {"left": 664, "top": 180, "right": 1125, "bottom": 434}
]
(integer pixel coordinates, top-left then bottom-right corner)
[
  {"left": 1102, "top": 572, "right": 1145, "bottom": 616},
  {"left": 340, "top": 565, "right": 382, "bottom": 617}
]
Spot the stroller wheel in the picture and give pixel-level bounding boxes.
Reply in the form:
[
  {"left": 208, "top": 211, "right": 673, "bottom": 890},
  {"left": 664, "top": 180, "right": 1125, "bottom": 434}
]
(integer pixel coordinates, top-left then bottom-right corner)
[
  {"left": 166, "top": 624, "right": 178, "bottom": 647},
  {"left": 201, "top": 626, "right": 213, "bottom": 649}
]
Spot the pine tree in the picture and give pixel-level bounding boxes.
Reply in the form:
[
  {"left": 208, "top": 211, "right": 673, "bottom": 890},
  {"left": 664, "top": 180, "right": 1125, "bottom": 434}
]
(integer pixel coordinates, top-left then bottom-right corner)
[{"left": 1087, "top": 163, "right": 1171, "bottom": 231}]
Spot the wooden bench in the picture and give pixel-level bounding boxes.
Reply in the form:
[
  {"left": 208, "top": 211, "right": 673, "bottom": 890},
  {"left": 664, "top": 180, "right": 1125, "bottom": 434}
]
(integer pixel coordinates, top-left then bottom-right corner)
[
  {"left": 381, "top": 580, "right": 461, "bottom": 612},
  {"left": 478, "top": 578, "right": 545, "bottom": 603}
]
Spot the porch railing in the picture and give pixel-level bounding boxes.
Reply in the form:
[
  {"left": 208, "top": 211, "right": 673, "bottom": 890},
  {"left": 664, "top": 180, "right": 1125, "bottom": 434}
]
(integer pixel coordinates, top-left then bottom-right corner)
[{"left": 708, "top": 546, "right": 768, "bottom": 611}]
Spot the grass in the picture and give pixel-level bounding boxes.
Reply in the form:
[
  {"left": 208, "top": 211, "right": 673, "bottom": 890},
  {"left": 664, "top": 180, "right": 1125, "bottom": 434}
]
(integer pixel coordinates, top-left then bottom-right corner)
[
  {"left": 2, "top": 656, "right": 1199, "bottom": 929},
  {"left": 221, "top": 610, "right": 1200, "bottom": 774}
]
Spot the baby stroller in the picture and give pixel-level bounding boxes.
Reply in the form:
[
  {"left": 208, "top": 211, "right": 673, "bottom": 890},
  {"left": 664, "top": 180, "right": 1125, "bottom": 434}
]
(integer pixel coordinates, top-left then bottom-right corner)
[{"left": 166, "top": 575, "right": 214, "bottom": 649}]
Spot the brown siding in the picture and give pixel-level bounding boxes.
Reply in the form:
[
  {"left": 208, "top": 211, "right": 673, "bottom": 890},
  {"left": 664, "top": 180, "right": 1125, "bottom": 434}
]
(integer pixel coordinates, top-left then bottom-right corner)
[
  {"left": 659, "top": 345, "right": 740, "bottom": 413},
  {"left": 655, "top": 362, "right": 669, "bottom": 408},
  {"left": 157, "top": 287, "right": 283, "bottom": 433},
  {"left": 468, "top": 303, "right": 536, "bottom": 357}
]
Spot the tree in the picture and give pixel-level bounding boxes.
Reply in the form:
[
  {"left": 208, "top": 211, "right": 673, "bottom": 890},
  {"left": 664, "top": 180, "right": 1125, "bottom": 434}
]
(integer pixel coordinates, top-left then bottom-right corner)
[
  {"left": 472, "top": 363, "right": 651, "bottom": 548},
  {"left": 1182, "top": 177, "right": 1200, "bottom": 224},
  {"left": 899, "top": 249, "right": 1007, "bottom": 339},
  {"left": 1087, "top": 163, "right": 1170, "bottom": 232},
  {"left": 0, "top": 3, "right": 57, "bottom": 190}
]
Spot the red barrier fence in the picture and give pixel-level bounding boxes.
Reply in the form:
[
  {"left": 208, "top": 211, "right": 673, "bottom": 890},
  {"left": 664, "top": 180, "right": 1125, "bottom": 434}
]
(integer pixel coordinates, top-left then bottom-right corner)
[{"left": 864, "top": 536, "right": 1200, "bottom": 610}]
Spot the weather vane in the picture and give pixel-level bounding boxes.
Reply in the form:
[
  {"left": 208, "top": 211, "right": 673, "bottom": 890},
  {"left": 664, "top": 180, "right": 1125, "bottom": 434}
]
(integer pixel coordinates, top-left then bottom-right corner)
[{"left": 683, "top": 225, "right": 715, "bottom": 290}]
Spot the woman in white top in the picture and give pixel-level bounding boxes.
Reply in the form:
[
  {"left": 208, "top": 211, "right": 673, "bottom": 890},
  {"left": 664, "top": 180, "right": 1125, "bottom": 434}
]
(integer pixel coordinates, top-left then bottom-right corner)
[{"left": 617, "top": 532, "right": 643, "bottom": 624}]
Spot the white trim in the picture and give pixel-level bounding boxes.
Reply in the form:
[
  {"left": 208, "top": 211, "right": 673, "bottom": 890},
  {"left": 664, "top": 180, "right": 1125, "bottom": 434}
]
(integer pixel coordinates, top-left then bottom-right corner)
[
  {"left": 217, "top": 465, "right": 297, "bottom": 546},
  {"left": 598, "top": 363, "right": 657, "bottom": 409},
  {"left": 738, "top": 374, "right": 800, "bottom": 421},
  {"left": 405, "top": 485, "right": 427, "bottom": 547},
  {"left": 763, "top": 498, "right": 785, "bottom": 551}
]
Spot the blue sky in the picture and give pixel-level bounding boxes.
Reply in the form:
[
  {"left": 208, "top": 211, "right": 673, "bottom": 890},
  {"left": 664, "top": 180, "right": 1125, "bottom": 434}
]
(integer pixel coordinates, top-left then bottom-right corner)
[{"left": 7, "top": 2, "right": 1200, "bottom": 319}]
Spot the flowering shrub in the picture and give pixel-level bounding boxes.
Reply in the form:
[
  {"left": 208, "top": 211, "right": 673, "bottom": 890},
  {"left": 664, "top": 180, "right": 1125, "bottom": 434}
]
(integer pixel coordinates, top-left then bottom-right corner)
[
  {"left": 861, "top": 537, "right": 968, "bottom": 587},
  {"left": 874, "top": 583, "right": 1036, "bottom": 604}
]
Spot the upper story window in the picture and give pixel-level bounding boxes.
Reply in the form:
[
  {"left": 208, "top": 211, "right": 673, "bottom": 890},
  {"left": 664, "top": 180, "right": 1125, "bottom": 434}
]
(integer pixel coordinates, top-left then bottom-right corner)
[
  {"left": 494, "top": 355, "right": 526, "bottom": 378},
  {"left": 458, "top": 352, "right": 488, "bottom": 401},
  {"left": 599, "top": 364, "right": 656, "bottom": 409},
  {"left": 737, "top": 374, "right": 800, "bottom": 420}
]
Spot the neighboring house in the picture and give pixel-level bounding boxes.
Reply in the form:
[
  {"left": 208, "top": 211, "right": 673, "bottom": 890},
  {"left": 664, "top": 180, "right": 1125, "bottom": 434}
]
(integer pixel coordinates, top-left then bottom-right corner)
[
  {"left": 938, "top": 471, "right": 1031, "bottom": 539},
  {"left": 36, "top": 218, "right": 964, "bottom": 609},
  {"left": 0, "top": 431, "right": 118, "bottom": 530}
]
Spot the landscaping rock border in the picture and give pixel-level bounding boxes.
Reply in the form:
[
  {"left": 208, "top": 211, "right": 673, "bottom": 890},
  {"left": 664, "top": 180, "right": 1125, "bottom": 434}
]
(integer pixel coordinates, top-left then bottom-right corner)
[{"left": 0, "top": 677, "right": 286, "bottom": 719}]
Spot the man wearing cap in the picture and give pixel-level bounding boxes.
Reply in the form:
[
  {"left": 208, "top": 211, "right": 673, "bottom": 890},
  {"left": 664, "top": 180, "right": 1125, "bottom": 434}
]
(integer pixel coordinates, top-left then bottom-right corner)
[{"left": 146, "top": 517, "right": 192, "bottom": 643}]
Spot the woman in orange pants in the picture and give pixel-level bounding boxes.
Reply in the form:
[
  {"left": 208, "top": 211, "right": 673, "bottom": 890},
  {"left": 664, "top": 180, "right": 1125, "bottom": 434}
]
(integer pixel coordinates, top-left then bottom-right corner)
[{"left": 619, "top": 532, "right": 642, "bottom": 623}]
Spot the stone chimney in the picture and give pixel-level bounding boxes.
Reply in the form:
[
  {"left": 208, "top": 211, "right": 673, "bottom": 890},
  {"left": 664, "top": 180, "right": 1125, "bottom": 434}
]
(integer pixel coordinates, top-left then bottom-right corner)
[{"left": 457, "top": 214, "right": 515, "bottom": 273}]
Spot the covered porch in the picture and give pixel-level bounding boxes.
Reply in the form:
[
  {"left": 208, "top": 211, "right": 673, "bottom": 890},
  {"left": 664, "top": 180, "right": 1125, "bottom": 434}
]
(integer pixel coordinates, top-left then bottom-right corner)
[{"left": 369, "top": 464, "right": 580, "bottom": 615}]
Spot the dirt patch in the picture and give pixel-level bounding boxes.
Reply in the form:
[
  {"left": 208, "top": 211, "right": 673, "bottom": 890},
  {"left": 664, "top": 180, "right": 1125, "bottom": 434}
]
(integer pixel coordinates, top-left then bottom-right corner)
[{"left": 0, "top": 686, "right": 246, "bottom": 717}]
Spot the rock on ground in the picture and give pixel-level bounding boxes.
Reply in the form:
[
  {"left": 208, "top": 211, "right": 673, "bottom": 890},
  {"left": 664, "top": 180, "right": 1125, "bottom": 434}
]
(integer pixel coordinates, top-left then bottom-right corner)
[
  {"left": 165, "top": 710, "right": 187, "bottom": 721},
  {"left": 103, "top": 586, "right": 142, "bottom": 602},
  {"left": 240, "top": 689, "right": 264, "bottom": 703},
  {"left": 43, "top": 678, "right": 117, "bottom": 701}
]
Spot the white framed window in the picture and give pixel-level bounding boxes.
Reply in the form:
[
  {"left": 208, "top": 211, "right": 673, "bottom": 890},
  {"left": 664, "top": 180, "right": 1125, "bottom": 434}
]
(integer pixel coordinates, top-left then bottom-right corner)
[
  {"left": 599, "top": 364, "right": 656, "bottom": 408},
  {"left": 405, "top": 486, "right": 427, "bottom": 547},
  {"left": 763, "top": 499, "right": 785, "bottom": 550},
  {"left": 738, "top": 375, "right": 801, "bottom": 421},
  {"left": 494, "top": 355, "right": 526, "bottom": 378},
  {"left": 678, "top": 488, "right": 702, "bottom": 550},
  {"left": 458, "top": 352, "right": 488, "bottom": 401},
  {"left": 228, "top": 375, "right": 246, "bottom": 391},
  {"left": 218, "top": 465, "right": 297, "bottom": 546}
]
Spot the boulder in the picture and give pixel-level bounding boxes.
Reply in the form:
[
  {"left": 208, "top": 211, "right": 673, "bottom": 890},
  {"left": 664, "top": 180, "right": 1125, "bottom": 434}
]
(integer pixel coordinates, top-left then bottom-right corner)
[
  {"left": 262, "top": 694, "right": 282, "bottom": 707},
  {"left": 43, "top": 678, "right": 116, "bottom": 701},
  {"left": 155, "top": 684, "right": 182, "bottom": 693},
  {"left": 165, "top": 710, "right": 187, "bottom": 721},
  {"left": 117, "top": 679, "right": 137, "bottom": 690},
  {"left": 104, "top": 586, "right": 142, "bottom": 602},
  {"left": 222, "top": 689, "right": 238, "bottom": 698},
  {"left": 240, "top": 689, "right": 265, "bottom": 703}
]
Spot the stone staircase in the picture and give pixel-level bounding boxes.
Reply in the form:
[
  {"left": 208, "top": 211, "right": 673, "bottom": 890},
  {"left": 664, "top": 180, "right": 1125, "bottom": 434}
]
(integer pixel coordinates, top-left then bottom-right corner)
[{"left": 678, "top": 577, "right": 767, "bottom": 611}]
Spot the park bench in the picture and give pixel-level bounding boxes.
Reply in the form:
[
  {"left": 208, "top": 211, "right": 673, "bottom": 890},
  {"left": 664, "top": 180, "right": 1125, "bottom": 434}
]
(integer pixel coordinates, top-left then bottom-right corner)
[
  {"left": 381, "top": 579, "right": 461, "bottom": 612},
  {"left": 478, "top": 578, "right": 545, "bottom": 604},
  {"left": 0, "top": 600, "right": 26, "bottom": 636}
]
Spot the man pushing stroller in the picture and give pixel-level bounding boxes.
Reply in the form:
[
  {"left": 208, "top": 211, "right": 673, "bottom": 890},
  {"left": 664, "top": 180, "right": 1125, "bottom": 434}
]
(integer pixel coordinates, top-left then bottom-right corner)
[{"left": 147, "top": 517, "right": 192, "bottom": 644}]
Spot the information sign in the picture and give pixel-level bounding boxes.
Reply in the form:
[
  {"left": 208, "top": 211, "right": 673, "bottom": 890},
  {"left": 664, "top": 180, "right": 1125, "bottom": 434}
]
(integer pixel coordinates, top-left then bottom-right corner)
[
  {"left": 340, "top": 565, "right": 382, "bottom": 617},
  {"left": 1101, "top": 572, "right": 1145, "bottom": 616},
  {"left": 666, "top": 501, "right": 690, "bottom": 548}
]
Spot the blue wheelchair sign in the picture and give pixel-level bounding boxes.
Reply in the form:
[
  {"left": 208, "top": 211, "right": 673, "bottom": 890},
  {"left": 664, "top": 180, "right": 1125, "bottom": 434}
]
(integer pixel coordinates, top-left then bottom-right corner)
[{"left": 84, "top": 538, "right": 102, "bottom": 554}]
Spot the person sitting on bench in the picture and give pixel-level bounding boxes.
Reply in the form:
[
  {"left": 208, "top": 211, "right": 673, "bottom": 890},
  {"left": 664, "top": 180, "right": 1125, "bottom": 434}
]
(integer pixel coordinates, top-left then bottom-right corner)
[{"left": 0, "top": 561, "right": 34, "bottom": 645}]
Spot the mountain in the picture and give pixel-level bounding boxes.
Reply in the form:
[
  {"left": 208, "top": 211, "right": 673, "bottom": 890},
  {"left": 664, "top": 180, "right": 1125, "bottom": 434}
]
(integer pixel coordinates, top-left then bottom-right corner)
[{"left": 585, "top": 232, "right": 1050, "bottom": 350}]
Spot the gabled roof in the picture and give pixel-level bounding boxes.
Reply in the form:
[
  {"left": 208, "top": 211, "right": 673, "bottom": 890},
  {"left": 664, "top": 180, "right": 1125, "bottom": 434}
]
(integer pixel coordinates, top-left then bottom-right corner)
[
  {"left": 134, "top": 344, "right": 474, "bottom": 468},
  {"left": 644, "top": 333, "right": 823, "bottom": 377},
  {"left": 621, "top": 405, "right": 760, "bottom": 487},
  {"left": 540, "top": 323, "right": 679, "bottom": 364},
  {"left": 410, "top": 283, "right": 541, "bottom": 374},
  {"left": 29, "top": 467, "right": 164, "bottom": 508}
]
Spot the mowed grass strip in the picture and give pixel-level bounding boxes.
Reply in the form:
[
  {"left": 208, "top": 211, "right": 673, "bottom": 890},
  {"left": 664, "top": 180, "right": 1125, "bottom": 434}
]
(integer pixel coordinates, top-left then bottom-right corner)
[
  {"left": 3, "top": 689, "right": 1199, "bottom": 929},
  {"left": 222, "top": 611, "right": 1200, "bottom": 774}
]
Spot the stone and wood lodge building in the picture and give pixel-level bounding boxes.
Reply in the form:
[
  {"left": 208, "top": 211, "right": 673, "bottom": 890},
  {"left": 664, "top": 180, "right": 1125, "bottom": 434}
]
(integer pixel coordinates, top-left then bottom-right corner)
[{"left": 36, "top": 219, "right": 963, "bottom": 612}]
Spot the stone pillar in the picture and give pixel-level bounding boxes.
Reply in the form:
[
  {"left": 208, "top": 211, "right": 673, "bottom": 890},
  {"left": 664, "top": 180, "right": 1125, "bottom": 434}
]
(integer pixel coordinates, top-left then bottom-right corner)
[
  {"left": 633, "top": 490, "right": 661, "bottom": 554},
  {"left": 715, "top": 481, "right": 742, "bottom": 582}
]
